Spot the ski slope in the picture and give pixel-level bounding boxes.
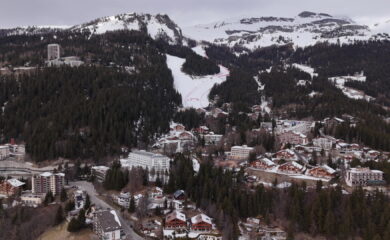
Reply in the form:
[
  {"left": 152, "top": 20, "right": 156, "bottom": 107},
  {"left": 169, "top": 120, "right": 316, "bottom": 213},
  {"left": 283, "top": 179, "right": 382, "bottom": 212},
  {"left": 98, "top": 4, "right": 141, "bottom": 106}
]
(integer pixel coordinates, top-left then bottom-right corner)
[{"left": 166, "top": 54, "right": 229, "bottom": 108}]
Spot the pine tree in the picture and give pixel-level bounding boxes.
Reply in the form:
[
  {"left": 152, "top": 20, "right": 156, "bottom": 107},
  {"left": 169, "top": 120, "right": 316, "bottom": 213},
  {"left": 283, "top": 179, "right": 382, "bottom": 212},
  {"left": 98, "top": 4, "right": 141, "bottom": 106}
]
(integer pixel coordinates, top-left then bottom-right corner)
[
  {"left": 60, "top": 188, "right": 67, "bottom": 202},
  {"left": 54, "top": 205, "right": 64, "bottom": 226},
  {"left": 84, "top": 194, "right": 90, "bottom": 210},
  {"left": 128, "top": 196, "right": 136, "bottom": 213}
]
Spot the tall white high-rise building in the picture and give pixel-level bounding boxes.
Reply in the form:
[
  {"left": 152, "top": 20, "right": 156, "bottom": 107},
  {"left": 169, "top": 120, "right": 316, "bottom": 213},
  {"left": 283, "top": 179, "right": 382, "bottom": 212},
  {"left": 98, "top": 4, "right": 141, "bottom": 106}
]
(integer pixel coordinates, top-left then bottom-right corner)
[{"left": 47, "top": 44, "right": 60, "bottom": 60}]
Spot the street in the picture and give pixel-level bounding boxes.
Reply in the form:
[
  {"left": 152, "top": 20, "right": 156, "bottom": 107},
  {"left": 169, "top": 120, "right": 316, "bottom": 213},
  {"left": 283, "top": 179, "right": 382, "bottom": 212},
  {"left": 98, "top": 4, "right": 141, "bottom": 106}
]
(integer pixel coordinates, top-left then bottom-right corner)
[{"left": 71, "top": 181, "right": 144, "bottom": 240}]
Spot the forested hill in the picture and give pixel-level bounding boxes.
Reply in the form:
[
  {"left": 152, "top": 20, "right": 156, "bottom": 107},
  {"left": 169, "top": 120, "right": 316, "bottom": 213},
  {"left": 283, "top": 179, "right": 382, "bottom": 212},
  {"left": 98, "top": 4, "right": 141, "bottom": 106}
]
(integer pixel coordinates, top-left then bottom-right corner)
[{"left": 0, "top": 31, "right": 184, "bottom": 162}]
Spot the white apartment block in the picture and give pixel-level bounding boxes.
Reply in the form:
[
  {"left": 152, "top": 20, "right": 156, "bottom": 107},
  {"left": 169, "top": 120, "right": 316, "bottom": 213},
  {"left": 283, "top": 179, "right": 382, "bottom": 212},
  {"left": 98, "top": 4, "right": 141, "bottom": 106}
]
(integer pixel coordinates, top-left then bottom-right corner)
[
  {"left": 47, "top": 44, "right": 60, "bottom": 60},
  {"left": 345, "top": 167, "right": 384, "bottom": 187},
  {"left": 120, "top": 150, "right": 171, "bottom": 172},
  {"left": 0, "top": 145, "right": 10, "bottom": 160},
  {"left": 32, "top": 172, "right": 65, "bottom": 195},
  {"left": 313, "top": 137, "right": 333, "bottom": 150},
  {"left": 230, "top": 145, "right": 254, "bottom": 161}
]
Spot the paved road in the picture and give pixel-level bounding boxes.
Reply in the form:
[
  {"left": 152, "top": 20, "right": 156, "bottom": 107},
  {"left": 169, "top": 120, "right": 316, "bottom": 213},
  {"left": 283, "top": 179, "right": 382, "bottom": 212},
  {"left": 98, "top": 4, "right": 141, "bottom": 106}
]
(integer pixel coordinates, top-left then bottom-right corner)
[{"left": 71, "top": 181, "right": 144, "bottom": 240}]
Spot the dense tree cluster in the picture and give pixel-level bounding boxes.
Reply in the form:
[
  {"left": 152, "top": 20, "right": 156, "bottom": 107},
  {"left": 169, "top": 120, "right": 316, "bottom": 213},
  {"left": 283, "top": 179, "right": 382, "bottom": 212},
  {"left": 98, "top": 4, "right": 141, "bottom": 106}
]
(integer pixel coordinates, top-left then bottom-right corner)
[
  {"left": 0, "top": 63, "right": 181, "bottom": 161},
  {"left": 209, "top": 69, "right": 261, "bottom": 107},
  {"left": 165, "top": 154, "right": 390, "bottom": 240},
  {"left": 181, "top": 53, "right": 220, "bottom": 76},
  {"left": 103, "top": 161, "right": 129, "bottom": 191}
]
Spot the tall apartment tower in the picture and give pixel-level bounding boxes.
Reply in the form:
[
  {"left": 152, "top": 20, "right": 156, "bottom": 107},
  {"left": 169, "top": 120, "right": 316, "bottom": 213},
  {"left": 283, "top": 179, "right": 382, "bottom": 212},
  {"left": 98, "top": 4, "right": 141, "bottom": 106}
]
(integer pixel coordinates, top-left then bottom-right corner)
[
  {"left": 47, "top": 44, "right": 60, "bottom": 61},
  {"left": 32, "top": 172, "right": 65, "bottom": 195}
]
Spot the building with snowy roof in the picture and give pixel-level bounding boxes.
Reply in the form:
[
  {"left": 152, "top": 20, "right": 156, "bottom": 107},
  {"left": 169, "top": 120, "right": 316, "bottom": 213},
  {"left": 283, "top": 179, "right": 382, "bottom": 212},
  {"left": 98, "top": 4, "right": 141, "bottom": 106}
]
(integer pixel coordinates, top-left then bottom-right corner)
[
  {"left": 93, "top": 210, "right": 123, "bottom": 240},
  {"left": 191, "top": 213, "right": 213, "bottom": 231},
  {"left": 0, "top": 178, "right": 25, "bottom": 196}
]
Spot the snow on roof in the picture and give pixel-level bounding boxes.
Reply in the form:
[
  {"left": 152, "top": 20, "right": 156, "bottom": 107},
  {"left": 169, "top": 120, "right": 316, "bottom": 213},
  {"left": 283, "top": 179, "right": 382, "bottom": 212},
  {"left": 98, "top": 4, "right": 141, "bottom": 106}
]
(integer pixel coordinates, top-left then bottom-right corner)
[
  {"left": 232, "top": 145, "right": 254, "bottom": 150},
  {"left": 40, "top": 172, "right": 52, "bottom": 177},
  {"left": 280, "top": 161, "right": 303, "bottom": 170},
  {"left": 260, "top": 158, "right": 275, "bottom": 166},
  {"left": 92, "top": 166, "right": 110, "bottom": 171},
  {"left": 7, "top": 178, "right": 25, "bottom": 187},
  {"left": 166, "top": 210, "right": 186, "bottom": 222},
  {"left": 110, "top": 210, "right": 122, "bottom": 227},
  {"left": 191, "top": 214, "right": 212, "bottom": 225},
  {"left": 320, "top": 165, "right": 336, "bottom": 174}
]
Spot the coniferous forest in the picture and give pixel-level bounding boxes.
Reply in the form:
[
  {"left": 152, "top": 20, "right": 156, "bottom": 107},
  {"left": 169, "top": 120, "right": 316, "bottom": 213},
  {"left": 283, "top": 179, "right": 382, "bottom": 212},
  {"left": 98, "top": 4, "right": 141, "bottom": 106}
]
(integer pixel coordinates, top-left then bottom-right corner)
[{"left": 166, "top": 154, "right": 390, "bottom": 240}]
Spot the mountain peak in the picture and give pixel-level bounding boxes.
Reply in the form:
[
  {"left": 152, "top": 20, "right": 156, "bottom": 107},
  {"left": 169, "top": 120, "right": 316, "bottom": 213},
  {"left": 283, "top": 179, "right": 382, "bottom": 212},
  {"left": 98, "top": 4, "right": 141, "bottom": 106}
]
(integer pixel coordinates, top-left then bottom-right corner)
[{"left": 298, "top": 11, "right": 332, "bottom": 18}]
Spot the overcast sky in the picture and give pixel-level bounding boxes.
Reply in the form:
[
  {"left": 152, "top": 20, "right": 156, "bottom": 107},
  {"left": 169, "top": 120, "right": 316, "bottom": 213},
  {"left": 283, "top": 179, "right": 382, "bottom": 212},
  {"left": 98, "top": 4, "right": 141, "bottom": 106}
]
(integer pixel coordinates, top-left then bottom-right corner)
[{"left": 1, "top": 0, "right": 390, "bottom": 28}]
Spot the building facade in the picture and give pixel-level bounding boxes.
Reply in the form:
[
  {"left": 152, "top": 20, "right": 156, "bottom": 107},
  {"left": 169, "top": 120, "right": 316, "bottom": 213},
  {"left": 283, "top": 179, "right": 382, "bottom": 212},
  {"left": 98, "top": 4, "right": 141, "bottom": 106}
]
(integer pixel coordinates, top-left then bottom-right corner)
[
  {"left": 345, "top": 167, "right": 384, "bottom": 187},
  {"left": 32, "top": 172, "right": 65, "bottom": 195},
  {"left": 307, "top": 165, "right": 336, "bottom": 179},
  {"left": 0, "top": 179, "right": 25, "bottom": 196},
  {"left": 191, "top": 214, "right": 212, "bottom": 231},
  {"left": 120, "top": 150, "right": 171, "bottom": 172},
  {"left": 230, "top": 145, "right": 254, "bottom": 161},
  {"left": 92, "top": 166, "right": 110, "bottom": 182},
  {"left": 165, "top": 211, "right": 187, "bottom": 229},
  {"left": 47, "top": 44, "right": 60, "bottom": 60},
  {"left": 313, "top": 137, "right": 333, "bottom": 150},
  {"left": 0, "top": 145, "right": 10, "bottom": 160},
  {"left": 278, "top": 131, "right": 308, "bottom": 145}
]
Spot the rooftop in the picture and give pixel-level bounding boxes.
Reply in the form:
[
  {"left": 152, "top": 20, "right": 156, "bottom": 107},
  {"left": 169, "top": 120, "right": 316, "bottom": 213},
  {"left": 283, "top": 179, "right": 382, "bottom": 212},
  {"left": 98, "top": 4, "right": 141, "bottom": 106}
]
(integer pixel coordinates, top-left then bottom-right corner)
[{"left": 95, "top": 210, "right": 122, "bottom": 232}]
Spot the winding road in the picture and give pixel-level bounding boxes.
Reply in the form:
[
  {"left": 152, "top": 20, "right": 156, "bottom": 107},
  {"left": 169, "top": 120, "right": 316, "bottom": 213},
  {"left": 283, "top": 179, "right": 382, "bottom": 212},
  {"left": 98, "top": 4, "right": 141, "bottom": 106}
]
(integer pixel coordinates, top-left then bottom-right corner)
[{"left": 71, "top": 181, "right": 144, "bottom": 240}]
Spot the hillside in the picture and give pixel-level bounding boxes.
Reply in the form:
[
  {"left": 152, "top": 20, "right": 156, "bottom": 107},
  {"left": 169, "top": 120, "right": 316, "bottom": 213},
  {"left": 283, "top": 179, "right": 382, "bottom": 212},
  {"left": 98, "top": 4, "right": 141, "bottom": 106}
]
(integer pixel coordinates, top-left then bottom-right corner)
[{"left": 183, "top": 11, "right": 390, "bottom": 51}]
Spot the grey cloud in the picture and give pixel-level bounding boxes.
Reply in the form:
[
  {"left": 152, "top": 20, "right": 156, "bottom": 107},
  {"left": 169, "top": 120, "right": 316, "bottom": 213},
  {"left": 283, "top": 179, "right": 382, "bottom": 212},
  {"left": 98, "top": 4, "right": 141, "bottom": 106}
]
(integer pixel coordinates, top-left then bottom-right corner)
[{"left": 0, "top": 0, "right": 389, "bottom": 28}]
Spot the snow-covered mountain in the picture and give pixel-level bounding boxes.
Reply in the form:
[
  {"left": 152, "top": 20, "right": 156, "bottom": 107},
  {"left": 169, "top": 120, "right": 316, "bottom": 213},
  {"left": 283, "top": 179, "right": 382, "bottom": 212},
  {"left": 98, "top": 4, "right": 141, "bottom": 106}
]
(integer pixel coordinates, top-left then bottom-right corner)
[
  {"left": 70, "top": 13, "right": 183, "bottom": 44},
  {"left": 0, "top": 13, "right": 184, "bottom": 45},
  {"left": 2, "top": 11, "right": 390, "bottom": 50},
  {"left": 183, "top": 11, "right": 389, "bottom": 50}
]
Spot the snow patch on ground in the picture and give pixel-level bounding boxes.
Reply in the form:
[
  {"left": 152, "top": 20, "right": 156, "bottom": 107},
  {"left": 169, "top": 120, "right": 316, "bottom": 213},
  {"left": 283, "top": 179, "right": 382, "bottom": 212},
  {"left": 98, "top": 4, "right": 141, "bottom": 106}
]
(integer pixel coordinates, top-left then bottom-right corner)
[
  {"left": 191, "top": 45, "right": 207, "bottom": 57},
  {"left": 328, "top": 73, "right": 374, "bottom": 101},
  {"left": 166, "top": 54, "right": 229, "bottom": 108},
  {"left": 292, "top": 63, "right": 318, "bottom": 79},
  {"left": 192, "top": 158, "right": 200, "bottom": 172}
]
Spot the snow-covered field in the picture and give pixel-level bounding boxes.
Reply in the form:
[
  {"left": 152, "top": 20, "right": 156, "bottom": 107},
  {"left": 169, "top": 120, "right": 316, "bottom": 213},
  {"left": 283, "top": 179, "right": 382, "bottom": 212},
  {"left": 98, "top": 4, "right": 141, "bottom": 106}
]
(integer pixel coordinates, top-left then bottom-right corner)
[
  {"left": 166, "top": 54, "right": 229, "bottom": 108},
  {"left": 292, "top": 63, "right": 318, "bottom": 79}
]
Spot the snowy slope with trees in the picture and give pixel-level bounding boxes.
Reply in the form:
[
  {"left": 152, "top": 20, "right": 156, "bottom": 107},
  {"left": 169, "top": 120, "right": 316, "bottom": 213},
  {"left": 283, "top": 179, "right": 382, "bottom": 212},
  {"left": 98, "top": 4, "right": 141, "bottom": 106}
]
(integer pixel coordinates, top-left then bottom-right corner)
[{"left": 166, "top": 54, "right": 229, "bottom": 108}]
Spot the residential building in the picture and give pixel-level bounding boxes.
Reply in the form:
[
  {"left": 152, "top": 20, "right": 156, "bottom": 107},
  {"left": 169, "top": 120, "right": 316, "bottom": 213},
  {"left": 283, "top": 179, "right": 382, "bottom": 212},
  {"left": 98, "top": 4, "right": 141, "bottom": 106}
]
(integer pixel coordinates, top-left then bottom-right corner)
[
  {"left": 278, "top": 162, "right": 304, "bottom": 174},
  {"left": 250, "top": 158, "right": 276, "bottom": 170},
  {"left": 47, "top": 43, "right": 60, "bottom": 60},
  {"left": 313, "top": 137, "right": 333, "bottom": 150},
  {"left": 92, "top": 166, "right": 110, "bottom": 182},
  {"left": 21, "top": 193, "right": 45, "bottom": 207},
  {"left": 93, "top": 210, "right": 123, "bottom": 240},
  {"left": 274, "top": 149, "right": 297, "bottom": 161},
  {"left": 74, "top": 190, "right": 87, "bottom": 210},
  {"left": 307, "top": 165, "right": 336, "bottom": 179},
  {"left": 230, "top": 145, "right": 254, "bottom": 161},
  {"left": 191, "top": 214, "right": 213, "bottom": 231},
  {"left": 173, "top": 190, "right": 186, "bottom": 200},
  {"left": 165, "top": 211, "right": 187, "bottom": 229},
  {"left": 345, "top": 167, "right": 384, "bottom": 187},
  {"left": 0, "top": 179, "right": 25, "bottom": 196},
  {"left": 31, "top": 172, "right": 65, "bottom": 195},
  {"left": 278, "top": 131, "right": 308, "bottom": 145},
  {"left": 120, "top": 150, "right": 171, "bottom": 172},
  {"left": 116, "top": 192, "right": 131, "bottom": 209},
  {"left": 0, "top": 145, "right": 10, "bottom": 160},
  {"left": 203, "top": 133, "right": 223, "bottom": 145}
]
